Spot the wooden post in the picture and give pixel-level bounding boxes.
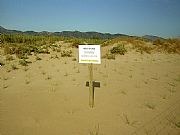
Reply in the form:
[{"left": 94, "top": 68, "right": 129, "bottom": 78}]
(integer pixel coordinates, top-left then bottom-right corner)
[{"left": 88, "top": 63, "right": 94, "bottom": 108}]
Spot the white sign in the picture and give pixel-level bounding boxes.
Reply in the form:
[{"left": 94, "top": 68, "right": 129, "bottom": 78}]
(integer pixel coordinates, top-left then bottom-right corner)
[{"left": 79, "top": 45, "right": 101, "bottom": 64}]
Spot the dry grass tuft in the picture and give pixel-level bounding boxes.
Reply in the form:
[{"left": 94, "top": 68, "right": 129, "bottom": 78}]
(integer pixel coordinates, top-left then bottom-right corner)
[{"left": 89, "top": 124, "right": 100, "bottom": 135}]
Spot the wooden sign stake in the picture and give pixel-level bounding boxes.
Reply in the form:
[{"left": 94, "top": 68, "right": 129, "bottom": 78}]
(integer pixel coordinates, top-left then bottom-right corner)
[{"left": 88, "top": 63, "right": 94, "bottom": 108}]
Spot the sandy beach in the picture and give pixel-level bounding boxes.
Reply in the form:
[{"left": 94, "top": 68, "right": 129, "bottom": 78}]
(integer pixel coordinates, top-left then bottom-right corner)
[{"left": 0, "top": 41, "right": 180, "bottom": 135}]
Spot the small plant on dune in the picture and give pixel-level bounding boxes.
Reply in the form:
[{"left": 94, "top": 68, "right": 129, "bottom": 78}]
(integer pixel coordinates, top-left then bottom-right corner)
[
  {"left": 41, "top": 71, "right": 46, "bottom": 75},
  {"left": 144, "top": 81, "right": 148, "bottom": 84},
  {"left": 3, "top": 84, "right": 8, "bottom": 89},
  {"left": 101, "top": 40, "right": 110, "bottom": 47},
  {"left": 72, "top": 78, "right": 76, "bottom": 81},
  {"left": 25, "top": 80, "right": 30, "bottom": 84},
  {"left": 122, "top": 113, "right": 131, "bottom": 125},
  {"left": 145, "top": 102, "right": 155, "bottom": 110},
  {"left": 151, "top": 76, "right": 159, "bottom": 80},
  {"left": 121, "top": 91, "right": 127, "bottom": 95},
  {"left": 3, "top": 45, "right": 15, "bottom": 55},
  {"left": 49, "top": 87, "right": 57, "bottom": 93},
  {"left": 19, "top": 59, "right": 28, "bottom": 66},
  {"left": 110, "top": 44, "right": 127, "bottom": 55},
  {"left": 55, "top": 47, "right": 61, "bottom": 52},
  {"left": 175, "top": 75, "right": 180, "bottom": 82},
  {"left": 73, "top": 64, "right": 76, "bottom": 69},
  {"left": 23, "top": 67, "right": 29, "bottom": 71},
  {"left": 3, "top": 76, "right": 8, "bottom": 81},
  {"left": 76, "top": 68, "right": 80, "bottom": 73},
  {"left": 168, "top": 82, "right": 176, "bottom": 87},
  {"left": 5, "top": 55, "right": 14, "bottom": 61},
  {"left": 16, "top": 52, "right": 28, "bottom": 59},
  {"left": 35, "top": 55, "right": 42, "bottom": 61},
  {"left": 167, "top": 115, "right": 180, "bottom": 128},
  {"left": 175, "top": 121, "right": 180, "bottom": 128},
  {"left": 161, "top": 94, "right": 167, "bottom": 100},
  {"left": 102, "top": 53, "right": 115, "bottom": 60},
  {"left": 61, "top": 50, "right": 72, "bottom": 57},
  {"left": 46, "top": 75, "right": 52, "bottom": 80},
  {"left": 64, "top": 72, "right": 69, "bottom": 77},
  {"left": 64, "top": 61, "right": 67, "bottom": 64},
  {"left": 168, "top": 87, "right": 176, "bottom": 93},
  {"left": 0, "top": 60, "right": 5, "bottom": 66},
  {"left": 11, "top": 64, "right": 18, "bottom": 70},
  {"left": 104, "top": 62, "right": 107, "bottom": 68},
  {"left": 50, "top": 54, "right": 59, "bottom": 59},
  {"left": 50, "top": 46, "right": 61, "bottom": 53},
  {"left": 19, "top": 59, "right": 31, "bottom": 66},
  {"left": 6, "top": 69, "right": 11, "bottom": 72},
  {"left": 89, "top": 124, "right": 100, "bottom": 135},
  {"left": 122, "top": 113, "right": 137, "bottom": 126},
  {"left": 72, "top": 57, "right": 76, "bottom": 61}
]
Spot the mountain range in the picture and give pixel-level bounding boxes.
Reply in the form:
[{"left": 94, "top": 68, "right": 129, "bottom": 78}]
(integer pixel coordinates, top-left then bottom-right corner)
[{"left": 0, "top": 26, "right": 164, "bottom": 41}]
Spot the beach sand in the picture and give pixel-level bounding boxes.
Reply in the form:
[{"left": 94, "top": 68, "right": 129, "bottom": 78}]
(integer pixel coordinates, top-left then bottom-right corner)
[{"left": 0, "top": 43, "right": 180, "bottom": 135}]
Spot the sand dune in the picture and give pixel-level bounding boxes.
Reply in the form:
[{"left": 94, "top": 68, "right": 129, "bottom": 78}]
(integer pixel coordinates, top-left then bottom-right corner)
[{"left": 0, "top": 42, "right": 180, "bottom": 135}]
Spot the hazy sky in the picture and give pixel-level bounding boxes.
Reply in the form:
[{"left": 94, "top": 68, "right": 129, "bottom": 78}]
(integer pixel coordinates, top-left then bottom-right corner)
[{"left": 0, "top": 0, "right": 180, "bottom": 38}]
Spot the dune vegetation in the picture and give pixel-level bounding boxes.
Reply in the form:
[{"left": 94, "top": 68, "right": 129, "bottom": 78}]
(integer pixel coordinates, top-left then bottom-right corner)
[{"left": 0, "top": 33, "right": 180, "bottom": 135}]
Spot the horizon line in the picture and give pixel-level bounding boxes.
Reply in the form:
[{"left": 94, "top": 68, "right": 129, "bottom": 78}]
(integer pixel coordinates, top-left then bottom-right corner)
[{"left": 1, "top": 25, "right": 179, "bottom": 39}]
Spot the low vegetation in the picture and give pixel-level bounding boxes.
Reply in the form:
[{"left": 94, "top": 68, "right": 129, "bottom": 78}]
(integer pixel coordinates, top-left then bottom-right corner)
[
  {"left": 102, "top": 36, "right": 180, "bottom": 54},
  {"left": 102, "top": 53, "right": 116, "bottom": 60},
  {"left": 1, "top": 34, "right": 61, "bottom": 59},
  {"left": 145, "top": 102, "right": 156, "bottom": 110},
  {"left": 89, "top": 124, "right": 100, "bottom": 135},
  {"left": 11, "top": 64, "right": 18, "bottom": 70},
  {"left": 5, "top": 54, "right": 14, "bottom": 61},
  {"left": 61, "top": 50, "right": 72, "bottom": 57},
  {"left": 122, "top": 113, "right": 137, "bottom": 126},
  {"left": 0, "top": 60, "right": 5, "bottom": 66},
  {"left": 19, "top": 59, "right": 31, "bottom": 66},
  {"left": 153, "top": 38, "right": 180, "bottom": 54},
  {"left": 65, "top": 38, "right": 106, "bottom": 48},
  {"left": 110, "top": 44, "right": 127, "bottom": 55},
  {"left": 1, "top": 34, "right": 179, "bottom": 63}
]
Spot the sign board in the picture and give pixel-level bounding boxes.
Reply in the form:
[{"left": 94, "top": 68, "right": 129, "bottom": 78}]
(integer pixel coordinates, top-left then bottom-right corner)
[{"left": 79, "top": 45, "right": 101, "bottom": 64}]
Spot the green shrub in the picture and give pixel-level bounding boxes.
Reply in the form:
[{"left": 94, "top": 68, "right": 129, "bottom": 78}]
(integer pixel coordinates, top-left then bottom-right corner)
[{"left": 110, "top": 44, "right": 127, "bottom": 55}]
